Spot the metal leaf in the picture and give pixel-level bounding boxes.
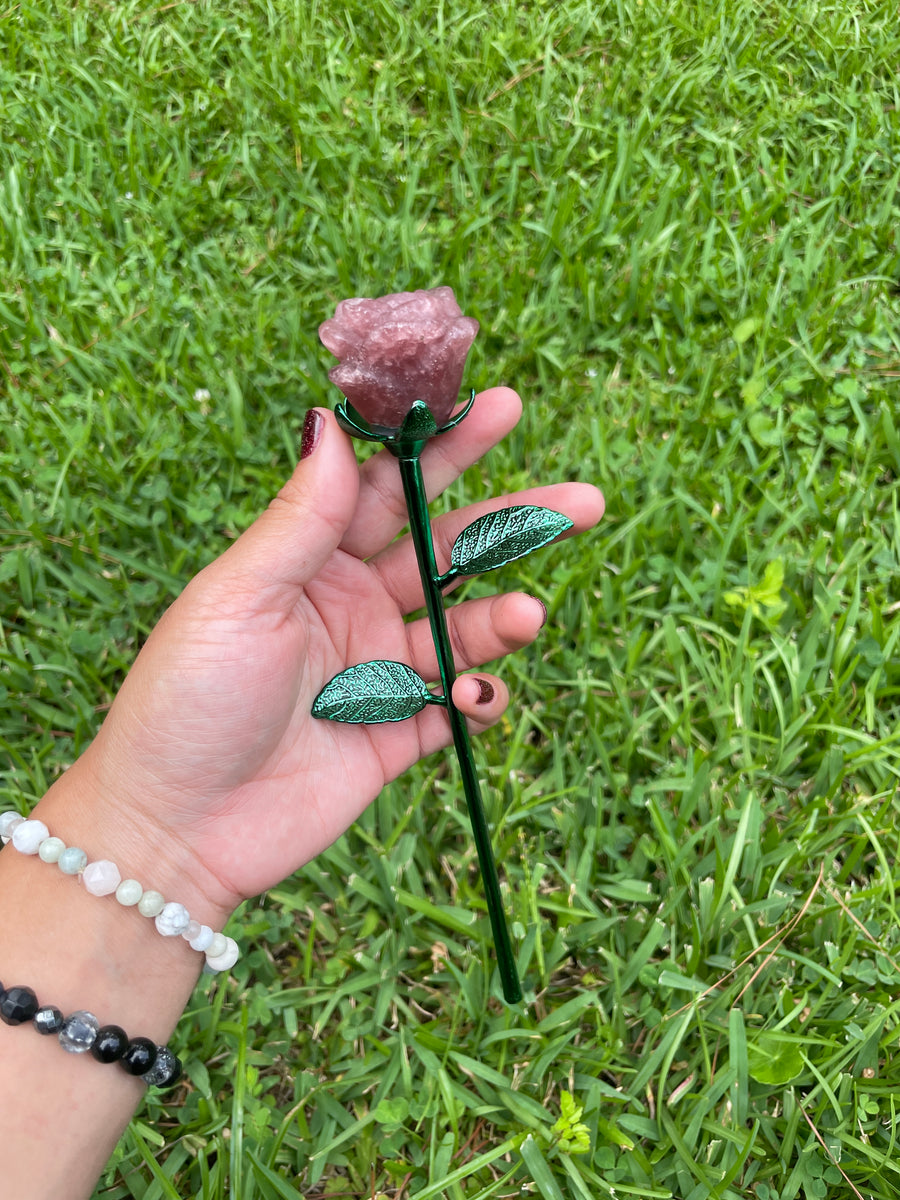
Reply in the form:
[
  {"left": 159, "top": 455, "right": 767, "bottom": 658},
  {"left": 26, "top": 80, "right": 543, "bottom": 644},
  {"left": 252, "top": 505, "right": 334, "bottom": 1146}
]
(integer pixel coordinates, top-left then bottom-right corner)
[
  {"left": 312, "top": 660, "right": 432, "bottom": 724},
  {"left": 450, "top": 505, "right": 573, "bottom": 576}
]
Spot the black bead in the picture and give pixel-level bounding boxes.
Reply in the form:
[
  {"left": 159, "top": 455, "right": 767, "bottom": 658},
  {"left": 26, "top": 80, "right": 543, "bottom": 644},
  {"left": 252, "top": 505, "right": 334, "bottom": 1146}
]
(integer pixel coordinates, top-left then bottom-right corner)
[
  {"left": 156, "top": 1054, "right": 182, "bottom": 1089},
  {"left": 119, "top": 1036, "right": 157, "bottom": 1075},
  {"left": 141, "top": 1046, "right": 183, "bottom": 1089},
  {"left": 33, "top": 1005, "right": 65, "bottom": 1035},
  {"left": 0, "top": 985, "right": 38, "bottom": 1025},
  {"left": 91, "top": 1024, "right": 129, "bottom": 1063}
]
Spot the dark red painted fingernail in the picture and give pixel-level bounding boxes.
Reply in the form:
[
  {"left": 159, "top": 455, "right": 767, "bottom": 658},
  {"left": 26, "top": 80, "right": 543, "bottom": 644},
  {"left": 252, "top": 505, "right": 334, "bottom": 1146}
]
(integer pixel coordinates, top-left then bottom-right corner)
[
  {"left": 300, "top": 409, "right": 323, "bottom": 459},
  {"left": 476, "top": 679, "right": 495, "bottom": 705}
]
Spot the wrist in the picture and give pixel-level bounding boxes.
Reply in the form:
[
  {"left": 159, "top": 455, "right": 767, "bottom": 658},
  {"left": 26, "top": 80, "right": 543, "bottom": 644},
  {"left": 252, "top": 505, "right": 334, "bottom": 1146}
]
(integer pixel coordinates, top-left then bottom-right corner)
[
  {"left": 39, "top": 750, "right": 240, "bottom": 938},
  {"left": 0, "top": 812, "right": 202, "bottom": 1047},
  {"left": 0, "top": 767, "right": 215, "bottom": 1199},
  {"left": 2, "top": 760, "right": 243, "bottom": 1008}
]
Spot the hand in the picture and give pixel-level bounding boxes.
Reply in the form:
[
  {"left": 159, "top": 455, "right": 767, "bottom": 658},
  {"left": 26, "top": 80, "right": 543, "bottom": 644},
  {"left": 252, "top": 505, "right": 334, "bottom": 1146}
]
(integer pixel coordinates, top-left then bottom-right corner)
[{"left": 62, "top": 389, "right": 603, "bottom": 918}]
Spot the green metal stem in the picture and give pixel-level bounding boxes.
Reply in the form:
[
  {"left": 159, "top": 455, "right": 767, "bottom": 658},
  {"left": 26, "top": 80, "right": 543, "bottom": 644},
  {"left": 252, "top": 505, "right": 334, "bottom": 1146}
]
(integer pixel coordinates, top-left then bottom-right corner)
[{"left": 397, "top": 453, "right": 522, "bottom": 1004}]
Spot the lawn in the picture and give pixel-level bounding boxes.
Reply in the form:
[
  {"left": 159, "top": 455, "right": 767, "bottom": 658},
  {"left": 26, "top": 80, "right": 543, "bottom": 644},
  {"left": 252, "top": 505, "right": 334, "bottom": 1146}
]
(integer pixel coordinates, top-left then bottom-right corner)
[{"left": 2, "top": 0, "right": 900, "bottom": 1197}]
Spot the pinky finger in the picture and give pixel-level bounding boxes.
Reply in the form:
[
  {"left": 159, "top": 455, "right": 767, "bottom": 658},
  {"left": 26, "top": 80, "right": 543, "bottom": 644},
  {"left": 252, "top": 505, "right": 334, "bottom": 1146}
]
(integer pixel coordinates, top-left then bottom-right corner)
[{"left": 450, "top": 673, "right": 509, "bottom": 733}]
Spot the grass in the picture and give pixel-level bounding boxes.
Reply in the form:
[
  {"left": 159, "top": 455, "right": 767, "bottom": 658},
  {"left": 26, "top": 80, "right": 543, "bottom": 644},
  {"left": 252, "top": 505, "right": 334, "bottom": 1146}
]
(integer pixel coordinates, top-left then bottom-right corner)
[{"left": 2, "top": 0, "right": 900, "bottom": 1196}]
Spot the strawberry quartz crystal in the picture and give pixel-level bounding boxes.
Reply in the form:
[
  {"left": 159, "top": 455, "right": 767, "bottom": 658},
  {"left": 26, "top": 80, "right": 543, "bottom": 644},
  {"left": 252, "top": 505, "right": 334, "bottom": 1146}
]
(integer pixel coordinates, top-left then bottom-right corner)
[{"left": 318, "top": 287, "right": 479, "bottom": 431}]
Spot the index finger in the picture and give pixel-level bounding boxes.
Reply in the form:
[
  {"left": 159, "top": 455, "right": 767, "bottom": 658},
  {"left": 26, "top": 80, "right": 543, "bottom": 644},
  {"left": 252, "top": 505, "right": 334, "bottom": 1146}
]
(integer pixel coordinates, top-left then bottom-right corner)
[{"left": 337, "top": 387, "right": 523, "bottom": 560}]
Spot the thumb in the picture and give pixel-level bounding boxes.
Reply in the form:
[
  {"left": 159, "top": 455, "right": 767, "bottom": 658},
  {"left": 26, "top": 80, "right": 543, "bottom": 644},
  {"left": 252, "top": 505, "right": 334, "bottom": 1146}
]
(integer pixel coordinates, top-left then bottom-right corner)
[{"left": 202, "top": 408, "right": 360, "bottom": 617}]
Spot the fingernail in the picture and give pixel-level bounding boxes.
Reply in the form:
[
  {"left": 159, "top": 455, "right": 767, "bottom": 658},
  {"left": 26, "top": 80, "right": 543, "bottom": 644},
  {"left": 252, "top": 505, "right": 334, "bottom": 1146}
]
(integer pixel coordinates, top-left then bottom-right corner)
[
  {"left": 476, "top": 679, "right": 495, "bottom": 705},
  {"left": 535, "top": 598, "right": 548, "bottom": 628},
  {"left": 300, "top": 409, "right": 323, "bottom": 460}
]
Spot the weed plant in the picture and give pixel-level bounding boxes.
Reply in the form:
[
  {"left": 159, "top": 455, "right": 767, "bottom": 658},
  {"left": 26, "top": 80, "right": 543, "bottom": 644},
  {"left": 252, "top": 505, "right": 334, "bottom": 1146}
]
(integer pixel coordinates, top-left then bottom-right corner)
[{"left": 2, "top": 1, "right": 900, "bottom": 1197}]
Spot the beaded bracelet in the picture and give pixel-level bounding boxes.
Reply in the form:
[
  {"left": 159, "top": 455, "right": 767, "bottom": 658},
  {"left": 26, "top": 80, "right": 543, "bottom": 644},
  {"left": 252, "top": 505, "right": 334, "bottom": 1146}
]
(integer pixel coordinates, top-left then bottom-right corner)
[
  {"left": 0, "top": 812, "right": 239, "bottom": 974},
  {"left": 0, "top": 978, "right": 182, "bottom": 1088}
]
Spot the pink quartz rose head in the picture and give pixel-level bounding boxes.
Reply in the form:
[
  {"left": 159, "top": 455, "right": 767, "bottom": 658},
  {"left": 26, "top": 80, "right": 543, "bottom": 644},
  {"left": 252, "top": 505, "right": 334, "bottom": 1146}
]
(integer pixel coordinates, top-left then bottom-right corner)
[{"left": 319, "top": 286, "right": 479, "bottom": 431}]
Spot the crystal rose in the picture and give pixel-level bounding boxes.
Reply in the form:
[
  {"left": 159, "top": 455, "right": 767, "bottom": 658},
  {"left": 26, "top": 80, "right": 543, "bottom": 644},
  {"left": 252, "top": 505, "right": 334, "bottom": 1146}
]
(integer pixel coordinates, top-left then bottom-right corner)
[{"left": 319, "top": 286, "right": 479, "bottom": 430}]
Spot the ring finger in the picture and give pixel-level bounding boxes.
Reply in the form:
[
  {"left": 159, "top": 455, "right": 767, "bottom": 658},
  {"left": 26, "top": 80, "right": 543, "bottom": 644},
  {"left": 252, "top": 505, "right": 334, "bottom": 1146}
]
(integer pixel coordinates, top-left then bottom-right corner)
[{"left": 405, "top": 591, "right": 547, "bottom": 682}]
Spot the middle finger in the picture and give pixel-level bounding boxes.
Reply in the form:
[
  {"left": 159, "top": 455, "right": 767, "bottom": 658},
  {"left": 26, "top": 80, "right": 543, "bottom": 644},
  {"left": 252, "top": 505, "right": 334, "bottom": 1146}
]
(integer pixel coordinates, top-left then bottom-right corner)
[{"left": 369, "top": 481, "right": 604, "bottom": 615}]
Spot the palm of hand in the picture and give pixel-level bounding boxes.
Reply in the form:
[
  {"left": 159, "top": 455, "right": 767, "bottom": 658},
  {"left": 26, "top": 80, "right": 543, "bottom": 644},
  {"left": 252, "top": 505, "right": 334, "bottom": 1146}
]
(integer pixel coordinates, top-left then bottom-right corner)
[{"left": 115, "top": 548, "right": 429, "bottom": 903}]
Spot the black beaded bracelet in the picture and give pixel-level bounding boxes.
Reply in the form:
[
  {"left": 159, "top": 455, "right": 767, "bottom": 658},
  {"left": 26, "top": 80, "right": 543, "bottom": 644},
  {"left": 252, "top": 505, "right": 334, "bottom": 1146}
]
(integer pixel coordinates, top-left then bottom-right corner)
[{"left": 0, "top": 979, "right": 182, "bottom": 1089}]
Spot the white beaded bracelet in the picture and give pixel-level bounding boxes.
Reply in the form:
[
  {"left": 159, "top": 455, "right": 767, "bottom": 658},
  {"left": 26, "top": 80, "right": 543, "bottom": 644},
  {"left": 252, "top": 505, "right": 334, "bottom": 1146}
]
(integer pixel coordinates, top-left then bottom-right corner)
[{"left": 0, "top": 812, "right": 239, "bottom": 974}]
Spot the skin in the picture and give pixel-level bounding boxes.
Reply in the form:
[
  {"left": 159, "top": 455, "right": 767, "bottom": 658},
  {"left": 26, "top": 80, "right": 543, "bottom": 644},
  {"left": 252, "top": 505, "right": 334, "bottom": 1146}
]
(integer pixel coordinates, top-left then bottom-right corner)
[{"left": 0, "top": 388, "right": 603, "bottom": 1197}]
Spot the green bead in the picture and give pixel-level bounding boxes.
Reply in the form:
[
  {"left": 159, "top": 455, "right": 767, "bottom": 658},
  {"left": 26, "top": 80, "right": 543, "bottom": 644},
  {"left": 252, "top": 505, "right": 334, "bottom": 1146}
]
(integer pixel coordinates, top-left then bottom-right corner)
[
  {"left": 39, "top": 837, "right": 66, "bottom": 864},
  {"left": 138, "top": 890, "right": 165, "bottom": 917},
  {"left": 115, "top": 878, "right": 143, "bottom": 906},
  {"left": 58, "top": 846, "right": 87, "bottom": 875}
]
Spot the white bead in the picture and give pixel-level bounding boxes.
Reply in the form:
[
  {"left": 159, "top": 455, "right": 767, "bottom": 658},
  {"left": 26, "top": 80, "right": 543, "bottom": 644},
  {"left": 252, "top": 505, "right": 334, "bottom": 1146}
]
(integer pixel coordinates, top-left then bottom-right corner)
[
  {"left": 0, "top": 811, "right": 23, "bottom": 839},
  {"left": 12, "top": 819, "right": 50, "bottom": 854},
  {"left": 82, "top": 860, "right": 122, "bottom": 896},
  {"left": 58, "top": 1010, "right": 99, "bottom": 1054},
  {"left": 207, "top": 932, "right": 227, "bottom": 958},
  {"left": 155, "top": 902, "right": 191, "bottom": 936},
  {"left": 205, "top": 936, "right": 239, "bottom": 972},
  {"left": 138, "top": 890, "right": 165, "bottom": 917},
  {"left": 183, "top": 920, "right": 201, "bottom": 941},
  {"left": 115, "top": 878, "right": 143, "bottom": 906},
  {"left": 39, "top": 837, "right": 66, "bottom": 863},
  {"left": 188, "top": 924, "right": 214, "bottom": 952},
  {"left": 0, "top": 816, "right": 24, "bottom": 844}
]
